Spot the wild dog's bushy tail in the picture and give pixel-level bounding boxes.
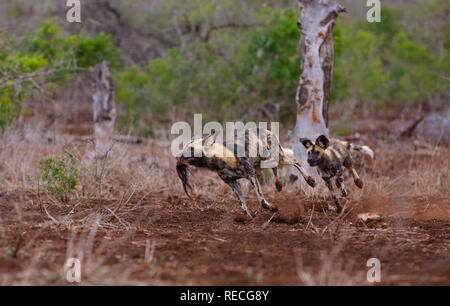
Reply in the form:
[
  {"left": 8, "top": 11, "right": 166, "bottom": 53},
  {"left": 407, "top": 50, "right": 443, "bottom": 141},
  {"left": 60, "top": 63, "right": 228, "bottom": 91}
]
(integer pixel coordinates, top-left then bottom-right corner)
[
  {"left": 283, "top": 147, "right": 294, "bottom": 160},
  {"left": 349, "top": 143, "right": 374, "bottom": 159},
  {"left": 176, "top": 160, "right": 192, "bottom": 199}
]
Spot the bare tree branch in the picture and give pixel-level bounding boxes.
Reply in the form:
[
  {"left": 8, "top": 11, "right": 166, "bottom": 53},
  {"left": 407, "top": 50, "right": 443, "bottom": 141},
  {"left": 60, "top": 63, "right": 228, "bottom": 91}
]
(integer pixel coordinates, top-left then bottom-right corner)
[
  {"left": 0, "top": 67, "right": 87, "bottom": 89},
  {"left": 202, "top": 22, "right": 261, "bottom": 42}
]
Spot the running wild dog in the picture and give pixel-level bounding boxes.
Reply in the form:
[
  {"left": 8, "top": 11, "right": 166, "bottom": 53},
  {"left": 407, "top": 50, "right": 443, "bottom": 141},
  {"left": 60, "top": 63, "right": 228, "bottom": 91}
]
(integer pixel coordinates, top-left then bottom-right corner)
[
  {"left": 176, "top": 128, "right": 316, "bottom": 217},
  {"left": 300, "top": 135, "right": 374, "bottom": 213}
]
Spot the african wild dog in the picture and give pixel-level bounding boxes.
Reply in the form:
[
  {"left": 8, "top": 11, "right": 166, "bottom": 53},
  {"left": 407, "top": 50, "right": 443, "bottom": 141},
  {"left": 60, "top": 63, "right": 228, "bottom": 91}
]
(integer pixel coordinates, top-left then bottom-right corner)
[
  {"left": 300, "top": 135, "right": 374, "bottom": 213},
  {"left": 176, "top": 127, "right": 316, "bottom": 217}
]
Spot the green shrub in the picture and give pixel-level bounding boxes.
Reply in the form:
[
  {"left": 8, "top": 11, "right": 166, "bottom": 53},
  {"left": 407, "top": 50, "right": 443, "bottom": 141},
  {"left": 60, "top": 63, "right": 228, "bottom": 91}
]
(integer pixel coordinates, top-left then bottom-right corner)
[
  {"left": 0, "top": 32, "right": 42, "bottom": 130},
  {"left": 25, "top": 19, "right": 68, "bottom": 60},
  {"left": 244, "top": 8, "right": 299, "bottom": 88},
  {"left": 3, "top": 4, "right": 445, "bottom": 134},
  {"left": 35, "top": 151, "right": 78, "bottom": 202},
  {"left": 116, "top": 45, "right": 239, "bottom": 132},
  {"left": 361, "top": 6, "right": 402, "bottom": 41},
  {"left": 74, "top": 32, "right": 121, "bottom": 69},
  {"left": 0, "top": 87, "right": 21, "bottom": 130},
  {"left": 333, "top": 29, "right": 389, "bottom": 108},
  {"left": 115, "top": 66, "right": 149, "bottom": 129},
  {"left": 242, "top": 8, "right": 300, "bottom": 122},
  {"left": 26, "top": 19, "right": 121, "bottom": 69},
  {"left": 0, "top": 20, "right": 122, "bottom": 131},
  {"left": 387, "top": 31, "right": 441, "bottom": 104}
]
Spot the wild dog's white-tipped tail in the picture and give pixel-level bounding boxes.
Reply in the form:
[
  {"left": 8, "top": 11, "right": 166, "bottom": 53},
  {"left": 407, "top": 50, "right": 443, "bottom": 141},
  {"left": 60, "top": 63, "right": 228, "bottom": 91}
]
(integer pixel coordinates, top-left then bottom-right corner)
[
  {"left": 283, "top": 147, "right": 295, "bottom": 159},
  {"left": 281, "top": 147, "right": 298, "bottom": 165},
  {"left": 350, "top": 143, "right": 374, "bottom": 159},
  {"left": 361, "top": 145, "right": 374, "bottom": 159}
]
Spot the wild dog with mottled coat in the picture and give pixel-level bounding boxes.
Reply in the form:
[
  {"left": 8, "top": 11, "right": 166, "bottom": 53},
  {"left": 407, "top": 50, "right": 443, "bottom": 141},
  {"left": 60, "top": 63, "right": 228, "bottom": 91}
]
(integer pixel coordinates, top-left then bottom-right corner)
[
  {"left": 300, "top": 135, "right": 374, "bottom": 213},
  {"left": 176, "top": 127, "right": 316, "bottom": 217}
]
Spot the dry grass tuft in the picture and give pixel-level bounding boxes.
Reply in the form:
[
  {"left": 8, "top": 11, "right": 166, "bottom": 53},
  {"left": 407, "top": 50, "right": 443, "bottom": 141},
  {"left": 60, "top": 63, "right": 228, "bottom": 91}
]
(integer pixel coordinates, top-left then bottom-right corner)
[{"left": 0, "top": 127, "right": 448, "bottom": 285}]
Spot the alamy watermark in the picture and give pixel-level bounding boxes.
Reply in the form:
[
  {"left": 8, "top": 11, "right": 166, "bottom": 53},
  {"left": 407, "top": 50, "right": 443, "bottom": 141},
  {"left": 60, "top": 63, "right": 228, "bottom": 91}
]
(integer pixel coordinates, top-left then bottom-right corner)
[
  {"left": 65, "top": 258, "right": 81, "bottom": 283},
  {"left": 66, "top": 1, "right": 381, "bottom": 25},
  {"left": 366, "top": 258, "right": 381, "bottom": 283},
  {"left": 367, "top": 0, "right": 381, "bottom": 23},
  {"left": 171, "top": 114, "right": 280, "bottom": 168},
  {"left": 66, "top": 0, "right": 81, "bottom": 23}
]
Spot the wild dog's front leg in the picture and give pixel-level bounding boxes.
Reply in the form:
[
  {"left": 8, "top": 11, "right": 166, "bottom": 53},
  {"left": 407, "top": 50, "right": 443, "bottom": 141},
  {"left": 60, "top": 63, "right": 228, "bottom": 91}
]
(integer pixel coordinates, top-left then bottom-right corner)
[
  {"left": 323, "top": 177, "right": 342, "bottom": 213},
  {"left": 248, "top": 175, "right": 278, "bottom": 212},
  {"left": 348, "top": 166, "right": 363, "bottom": 188},
  {"left": 226, "top": 179, "right": 252, "bottom": 217},
  {"left": 279, "top": 150, "right": 315, "bottom": 187},
  {"left": 293, "top": 163, "right": 316, "bottom": 187},
  {"left": 272, "top": 167, "right": 282, "bottom": 192},
  {"left": 335, "top": 176, "right": 348, "bottom": 197}
]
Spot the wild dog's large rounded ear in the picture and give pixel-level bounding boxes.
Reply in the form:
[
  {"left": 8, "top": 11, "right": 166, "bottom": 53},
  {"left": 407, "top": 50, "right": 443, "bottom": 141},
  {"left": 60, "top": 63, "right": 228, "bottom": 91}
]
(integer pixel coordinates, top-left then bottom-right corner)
[
  {"left": 300, "top": 138, "right": 313, "bottom": 149},
  {"left": 315, "top": 135, "right": 329, "bottom": 149}
]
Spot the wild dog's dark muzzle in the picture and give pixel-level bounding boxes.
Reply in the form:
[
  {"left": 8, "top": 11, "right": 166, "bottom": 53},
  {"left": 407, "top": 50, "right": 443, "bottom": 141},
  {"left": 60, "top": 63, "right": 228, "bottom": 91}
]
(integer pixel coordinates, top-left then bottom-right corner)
[{"left": 307, "top": 158, "right": 317, "bottom": 166}]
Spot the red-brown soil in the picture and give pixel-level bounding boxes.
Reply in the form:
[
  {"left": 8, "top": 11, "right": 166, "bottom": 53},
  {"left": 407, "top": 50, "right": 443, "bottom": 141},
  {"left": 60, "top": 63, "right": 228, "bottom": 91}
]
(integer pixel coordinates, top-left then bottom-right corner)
[
  {"left": 0, "top": 189, "right": 448, "bottom": 285},
  {"left": 0, "top": 104, "right": 449, "bottom": 285}
]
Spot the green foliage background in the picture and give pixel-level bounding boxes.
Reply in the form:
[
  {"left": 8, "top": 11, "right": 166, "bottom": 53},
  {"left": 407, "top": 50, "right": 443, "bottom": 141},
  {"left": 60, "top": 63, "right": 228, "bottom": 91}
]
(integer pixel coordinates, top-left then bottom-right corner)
[
  {"left": 0, "top": 0, "right": 448, "bottom": 134},
  {"left": 0, "top": 19, "right": 121, "bottom": 131},
  {"left": 30, "top": 151, "right": 78, "bottom": 202}
]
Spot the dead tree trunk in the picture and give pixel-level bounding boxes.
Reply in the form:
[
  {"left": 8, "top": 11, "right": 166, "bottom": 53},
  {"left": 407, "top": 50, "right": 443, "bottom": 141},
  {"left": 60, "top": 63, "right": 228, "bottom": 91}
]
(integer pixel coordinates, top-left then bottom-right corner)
[
  {"left": 92, "top": 61, "right": 116, "bottom": 157},
  {"left": 291, "top": 0, "right": 346, "bottom": 175}
]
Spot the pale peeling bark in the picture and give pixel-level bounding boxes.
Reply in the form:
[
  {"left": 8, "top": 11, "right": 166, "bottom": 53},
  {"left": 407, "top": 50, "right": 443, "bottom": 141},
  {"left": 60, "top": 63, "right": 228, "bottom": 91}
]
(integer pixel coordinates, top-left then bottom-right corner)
[
  {"left": 291, "top": 0, "right": 346, "bottom": 176},
  {"left": 93, "top": 61, "right": 116, "bottom": 157}
]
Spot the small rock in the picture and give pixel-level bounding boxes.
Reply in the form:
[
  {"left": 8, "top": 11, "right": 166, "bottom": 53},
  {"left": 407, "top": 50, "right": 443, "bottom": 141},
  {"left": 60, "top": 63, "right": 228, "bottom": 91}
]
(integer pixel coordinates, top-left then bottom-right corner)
[
  {"left": 416, "top": 108, "right": 450, "bottom": 143},
  {"left": 234, "top": 215, "right": 252, "bottom": 224},
  {"left": 358, "top": 213, "right": 381, "bottom": 222}
]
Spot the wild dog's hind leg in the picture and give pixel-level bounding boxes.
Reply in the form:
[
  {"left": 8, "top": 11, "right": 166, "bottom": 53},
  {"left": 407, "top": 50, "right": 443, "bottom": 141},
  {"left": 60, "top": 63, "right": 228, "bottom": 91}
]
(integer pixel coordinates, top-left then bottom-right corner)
[
  {"left": 248, "top": 175, "right": 278, "bottom": 212},
  {"left": 272, "top": 167, "right": 282, "bottom": 192},
  {"left": 225, "top": 179, "right": 251, "bottom": 217},
  {"left": 324, "top": 177, "right": 342, "bottom": 213},
  {"left": 343, "top": 156, "right": 363, "bottom": 189},
  {"left": 335, "top": 176, "right": 348, "bottom": 197},
  {"left": 348, "top": 166, "right": 363, "bottom": 189}
]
